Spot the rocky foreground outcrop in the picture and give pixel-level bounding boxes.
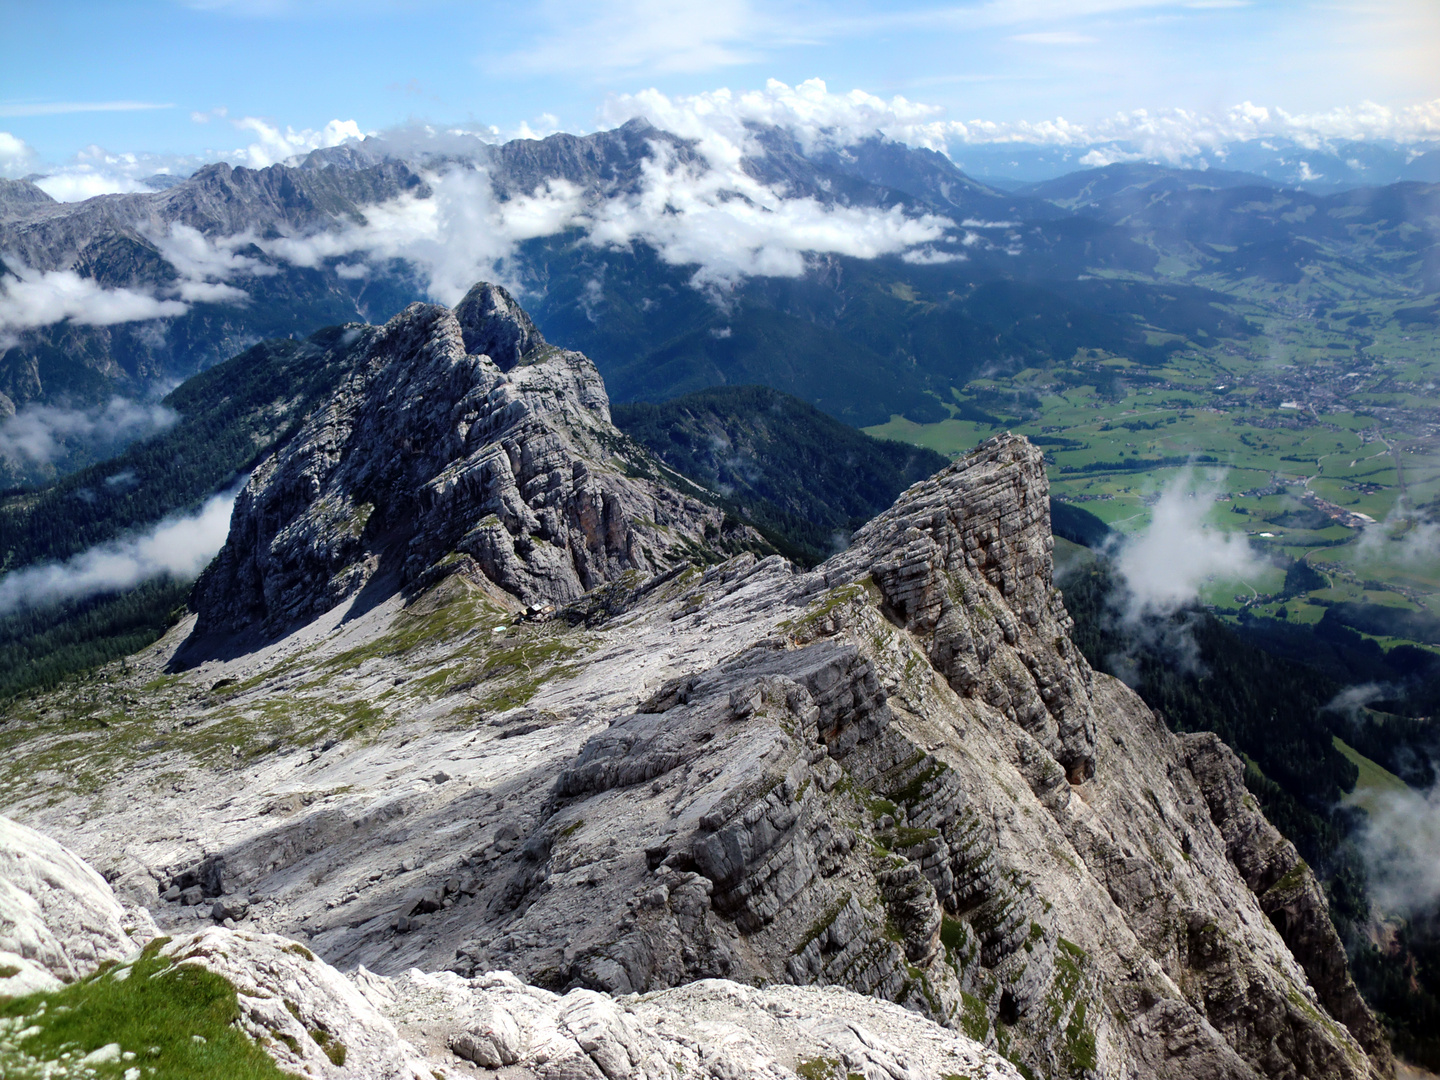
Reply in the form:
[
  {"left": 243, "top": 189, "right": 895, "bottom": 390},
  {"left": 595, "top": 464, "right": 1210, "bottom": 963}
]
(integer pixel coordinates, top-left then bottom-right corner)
[
  {"left": 0, "top": 815, "right": 1019, "bottom": 1080},
  {"left": 0, "top": 287, "right": 1392, "bottom": 1080},
  {"left": 0, "top": 817, "right": 155, "bottom": 997}
]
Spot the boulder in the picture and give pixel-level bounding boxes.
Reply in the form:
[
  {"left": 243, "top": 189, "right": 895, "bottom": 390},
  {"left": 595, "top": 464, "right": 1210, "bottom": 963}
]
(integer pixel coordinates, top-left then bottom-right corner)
[{"left": 0, "top": 816, "right": 153, "bottom": 995}]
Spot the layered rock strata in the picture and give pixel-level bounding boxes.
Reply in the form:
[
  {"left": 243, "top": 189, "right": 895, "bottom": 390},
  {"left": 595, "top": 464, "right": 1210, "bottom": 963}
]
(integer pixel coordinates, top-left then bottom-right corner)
[
  {"left": 191, "top": 282, "right": 744, "bottom": 638},
  {"left": 0, "top": 287, "right": 1392, "bottom": 1080},
  {"left": 0, "top": 815, "right": 1019, "bottom": 1080}
]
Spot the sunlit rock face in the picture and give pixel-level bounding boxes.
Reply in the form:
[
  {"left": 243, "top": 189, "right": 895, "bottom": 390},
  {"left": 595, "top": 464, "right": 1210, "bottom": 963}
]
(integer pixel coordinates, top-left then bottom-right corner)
[
  {"left": 0, "top": 815, "right": 1025, "bottom": 1080},
  {"left": 4, "top": 286, "right": 1393, "bottom": 1080},
  {"left": 190, "top": 282, "right": 740, "bottom": 640}
]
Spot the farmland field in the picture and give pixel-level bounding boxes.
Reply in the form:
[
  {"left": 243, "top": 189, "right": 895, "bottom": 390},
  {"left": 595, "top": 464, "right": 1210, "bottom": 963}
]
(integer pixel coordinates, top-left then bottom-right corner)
[{"left": 868, "top": 283, "right": 1440, "bottom": 651}]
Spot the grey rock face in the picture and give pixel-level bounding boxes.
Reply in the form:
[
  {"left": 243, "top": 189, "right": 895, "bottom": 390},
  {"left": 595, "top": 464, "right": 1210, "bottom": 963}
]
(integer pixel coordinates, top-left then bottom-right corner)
[
  {"left": 189, "top": 283, "right": 743, "bottom": 638},
  {"left": 0, "top": 816, "right": 1018, "bottom": 1080},
  {"left": 827, "top": 433, "right": 1097, "bottom": 781},
  {"left": 453, "top": 280, "right": 546, "bottom": 369},
  {"left": 0, "top": 815, "right": 156, "bottom": 996},
  {"left": 0, "top": 331, "right": 1391, "bottom": 1080},
  {"left": 0, "top": 161, "right": 429, "bottom": 270},
  {"left": 0, "top": 179, "right": 54, "bottom": 223},
  {"left": 0, "top": 160, "right": 433, "bottom": 415},
  {"left": 1181, "top": 733, "right": 1392, "bottom": 1072}
]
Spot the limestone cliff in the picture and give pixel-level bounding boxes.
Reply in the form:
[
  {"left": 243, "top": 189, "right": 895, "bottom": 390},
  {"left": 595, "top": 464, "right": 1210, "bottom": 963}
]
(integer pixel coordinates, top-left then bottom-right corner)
[
  {"left": 0, "top": 815, "right": 1021, "bottom": 1080},
  {"left": 190, "top": 282, "right": 746, "bottom": 639},
  {"left": 0, "top": 288, "right": 1392, "bottom": 1080}
]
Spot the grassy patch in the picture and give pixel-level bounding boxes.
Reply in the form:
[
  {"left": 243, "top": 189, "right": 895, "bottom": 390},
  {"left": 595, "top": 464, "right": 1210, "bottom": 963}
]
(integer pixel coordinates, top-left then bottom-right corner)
[
  {"left": 0, "top": 940, "right": 289, "bottom": 1080},
  {"left": 877, "top": 825, "right": 940, "bottom": 851},
  {"left": 1044, "top": 937, "right": 1098, "bottom": 1077},
  {"left": 1333, "top": 734, "right": 1409, "bottom": 814},
  {"left": 323, "top": 577, "right": 504, "bottom": 670},
  {"left": 888, "top": 759, "right": 949, "bottom": 807},
  {"left": 960, "top": 991, "right": 989, "bottom": 1042},
  {"left": 940, "top": 916, "right": 966, "bottom": 953},
  {"left": 793, "top": 893, "right": 852, "bottom": 955},
  {"left": 1265, "top": 859, "right": 1311, "bottom": 897},
  {"left": 778, "top": 582, "right": 871, "bottom": 636}
]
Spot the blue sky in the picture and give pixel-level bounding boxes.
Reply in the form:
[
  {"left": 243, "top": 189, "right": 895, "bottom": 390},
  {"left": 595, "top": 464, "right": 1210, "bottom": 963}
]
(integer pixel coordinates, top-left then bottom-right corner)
[{"left": 2, "top": 0, "right": 1439, "bottom": 172}]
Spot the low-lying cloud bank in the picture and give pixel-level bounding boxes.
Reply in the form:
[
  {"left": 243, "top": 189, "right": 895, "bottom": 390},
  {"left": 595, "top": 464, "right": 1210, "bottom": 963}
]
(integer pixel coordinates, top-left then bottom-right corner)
[
  {"left": 0, "top": 396, "right": 179, "bottom": 465},
  {"left": 1356, "top": 500, "right": 1440, "bottom": 567},
  {"left": 0, "top": 265, "right": 187, "bottom": 344},
  {"left": 1113, "top": 474, "right": 1265, "bottom": 623},
  {"left": 1083, "top": 472, "right": 1266, "bottom": 682},
  {"left": 601, "top": 81, "right": 1440, "bottom": 166},
  {"left": 1359, "top": 782, "right": 1440, "bottom": 915},
  {"left": 0, "top": 487, "right": 238, "bottom": 617},
  {"left": 7, "top": 80, "right": 1439, "bottom": 336},
  {"left": 179, "top": 137, "right": 958, "bottom": 300},
  {"left": 4, "top": 88, "right": 961, "bottom": 330},
  {"left": 0, "top": 222, "right": 268, "bottom": 341},
  {"left": 1, "top": 115, "right": 368, "bottom": 195}
]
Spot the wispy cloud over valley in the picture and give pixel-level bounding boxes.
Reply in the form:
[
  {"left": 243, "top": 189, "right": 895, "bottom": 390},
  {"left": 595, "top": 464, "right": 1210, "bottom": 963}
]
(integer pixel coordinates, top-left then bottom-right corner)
[{"left": 0, "top": 486, "right": 238, "bottom": 617}]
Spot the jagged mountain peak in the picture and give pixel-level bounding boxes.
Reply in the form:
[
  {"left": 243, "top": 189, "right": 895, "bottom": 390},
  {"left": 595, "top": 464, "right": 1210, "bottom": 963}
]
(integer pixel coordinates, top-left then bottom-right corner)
[
  {"left": 187, "top": 285, "right": 746, "bottom": 643},
  {"left": 454, "top": 280, "right": 547, "bottom": 368},
  {"left": 0, "top": 176, "right": 56, "bottom": 223},
  {"left": 827, "top": 432, "right": 1099, "bottom": 782}
]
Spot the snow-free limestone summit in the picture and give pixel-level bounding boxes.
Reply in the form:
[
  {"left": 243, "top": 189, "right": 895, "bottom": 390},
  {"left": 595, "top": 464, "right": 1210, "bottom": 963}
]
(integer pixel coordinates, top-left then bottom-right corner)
[{"left": 0, "top": 284, "right": 1392, "bottom": 1080}]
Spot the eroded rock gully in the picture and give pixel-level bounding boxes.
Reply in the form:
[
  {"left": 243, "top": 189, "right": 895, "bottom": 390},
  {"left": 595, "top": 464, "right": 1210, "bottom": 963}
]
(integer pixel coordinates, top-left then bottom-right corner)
[{"left": 0, "top": 286, "right": 1391, "bottom": 1080}]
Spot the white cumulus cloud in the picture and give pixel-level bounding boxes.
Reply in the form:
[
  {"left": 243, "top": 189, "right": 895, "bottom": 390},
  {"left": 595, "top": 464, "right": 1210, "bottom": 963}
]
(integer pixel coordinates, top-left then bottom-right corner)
[
  {"left": 1114, "top": 473, "right": 1265, "bottom": 620},
  {"left": 0, "top": 397, "right": 179, "bottom": 465},
  {"left": 251, "top": 167, "right": 585, "bottom": 303},
  {"left": 27, "top": 143, "right": 186, "bottom": 202},
  {"left": 0, "top": 224, "right": 269, "bottom": 339},
  {"left": 17, "top": 114, "right": 366, "bottom": 201},
  {"left": 231, "top": 116, "right": 365, "bottom": 168},
  {"left": 1358, "top": 783, "right": 1440, "bottom": 915},
  {"left": 948, "top": 99, "right": 1440, "bottom": 163},
  {"left": 583, "top": 138, "right": 952, "bottom": 288},
  {"left": 243, "top": 111, "right": 954, "bottom": 298},
  {"left": 603, "top": 78, "right": 948, "bottom": 158},
  {"left": 604, "top": 81, "right": 1440, "bottom": 169},
  {"left": 0, "top": 487, "right": 237, "bottom": 616},
  {"left": 0, "top": 264, "right": 188, "bottom": 343},
  {"left": 32, "top": 170, "right": 155, "bottom": 202},
  {"left": 0, "top": 131, "right": 36, "bottom": 178}
]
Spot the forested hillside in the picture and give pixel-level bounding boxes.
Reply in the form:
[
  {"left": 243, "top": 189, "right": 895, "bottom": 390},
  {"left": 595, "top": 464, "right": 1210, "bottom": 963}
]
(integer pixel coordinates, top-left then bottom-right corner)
[
  {"left": 613, "top": 385, "right": 949, "bottom": 563},
  {"left": 0, "top": 325, "right": 364, "bottom": 697}
]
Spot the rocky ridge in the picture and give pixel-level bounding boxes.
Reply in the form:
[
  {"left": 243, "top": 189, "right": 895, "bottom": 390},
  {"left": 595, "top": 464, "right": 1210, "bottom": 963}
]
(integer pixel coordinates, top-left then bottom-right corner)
[
  {"left": 0, "top": 287, "right": 1392, "bottom": 1080},
  {"left": 189, "top": 281, "right": 748, "bottom": 639}
]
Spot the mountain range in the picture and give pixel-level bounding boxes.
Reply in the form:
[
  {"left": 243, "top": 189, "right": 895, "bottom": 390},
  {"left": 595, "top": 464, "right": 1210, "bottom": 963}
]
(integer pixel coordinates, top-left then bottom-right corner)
[
  {"left": 0, "top": 285, "right": 1394, "bottom": 1080},
  {"left": 3, "top": 119, "right": 1436, "bottom": 451},
  {"left": 1, "top": 115, "right": 1438, "bottom": 1078}
]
